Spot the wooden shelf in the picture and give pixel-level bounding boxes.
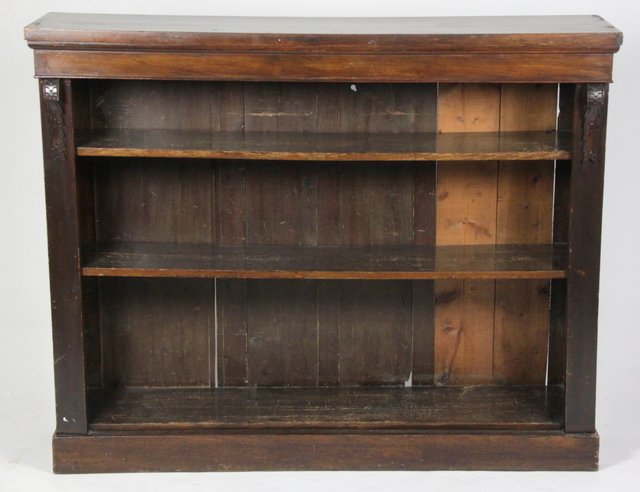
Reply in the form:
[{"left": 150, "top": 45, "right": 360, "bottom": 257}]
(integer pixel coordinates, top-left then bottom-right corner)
[
  {"left": 82, "top": 242, "right": 568, "bottom": 280},
  {"left": 87, "top": 385, "right": 563, "bottom": 431},
  {"left": 77, "top": 129, "right": 571, "bottom": 161}
]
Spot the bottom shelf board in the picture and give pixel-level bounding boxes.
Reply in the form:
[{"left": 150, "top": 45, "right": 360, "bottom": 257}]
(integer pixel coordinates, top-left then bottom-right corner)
[
  {"left": 88, "top": 385, "right": 563, "bottom": 431},
  {"left": 53, "top": 431, "right": 598, "bottom": 473}
]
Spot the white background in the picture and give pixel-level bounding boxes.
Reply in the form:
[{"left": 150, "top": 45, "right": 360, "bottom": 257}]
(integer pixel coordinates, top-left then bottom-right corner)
[{"left": 1, "top": 1, "right": 638, "bottom": 490}]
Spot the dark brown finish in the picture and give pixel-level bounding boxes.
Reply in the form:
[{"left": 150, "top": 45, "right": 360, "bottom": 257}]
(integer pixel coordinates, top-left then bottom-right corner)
[
  {"left": 40, "top": 79, "right": 88, "bottom": 433},
  {"left": 216, "top": 279, "right": 248, "bottom": 386},
  {"left": 548, "top": 84, "right": 574, "bottom": 386},
  {"left": 82, "top": 242, "right": 568, "bottom": 280},
  {"left": 564, "top": 84, "right": 608, "bottom": 433},
  {"left": 86, "top": 386, "right": 563, "bottom": 431},
  {"left": 99, "top": 278, "right": 212, "bottom": 387},
  {"left": 27, "top": 14, "right": 619, "bottom": 473},
  {"left": 25, "top": 13, "right": 622, "bottom": 53},
  {"left": 52, "top": 432, "right": 599, "bottom": 473},
  {"left": 33, "top": 51, "right": 615, "bottom": 83},
  {"left": 77, "top": 129, "right": 572, "bottom": 161}
]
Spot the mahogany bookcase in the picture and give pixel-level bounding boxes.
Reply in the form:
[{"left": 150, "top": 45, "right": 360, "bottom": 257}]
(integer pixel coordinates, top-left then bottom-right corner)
[{"left": 25, "top": 13, "right": 622, "bottom": 472}]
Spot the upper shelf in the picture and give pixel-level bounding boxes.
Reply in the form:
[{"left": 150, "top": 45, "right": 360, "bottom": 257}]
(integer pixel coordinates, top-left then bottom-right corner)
[{"left": 77, "top": 130, "right": 571, "bottom": 162}]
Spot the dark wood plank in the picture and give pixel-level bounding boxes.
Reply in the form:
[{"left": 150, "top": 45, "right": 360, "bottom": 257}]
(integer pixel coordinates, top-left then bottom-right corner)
[
  {"left": 564, "top": 83, "right": 608, "bottom": 433},
  {"left": 317, "top": 281, "right": 340, "bottom": 386},
  {"left": 339, "top": 83, "right": 437, "bottom": 133},
  {"left": 99, "top": 278, "right": 211, "bottom": 387},
  {"left": 332, "top": 84, "right": 436, "bottom": 386},
  {"left": 216, "top": 279, "right": 248, "bottom": 387},
  {"left": 25, "top": 13, "right": 622, "bottom": 54},
  {"left": 94, "top": 158, "right": 215, "bottom": 244},
  {"left": 241, "top": 86, "right": 331, "bottom": 387},
  {"left": 548, "top": 84, "right": 574, "bottom": 386},
  {"left": 246, "top": 280, "right": 318, "bottom": 386},
  {"left": 72, "top": 82, "right": 102, "bottom": 390},
  {"left": 89, "top": 80, "right": 214, "bottom": 131},
  {"left": 411, "top": 162, "right": 436, "bottom": 385},
  {"left": 40, "top": 79, "right": 88, "bottom": 433},
  {"left": 412, "top": 281, "right": 434, "bottom": 385},
  {"left": 53, "top": 431, "right": 599, "bottom": 473},
  {"left": 338, "top": 281, "right": 412, "bottom": 385},
  {"left": 82, "top": 243, "right": 568, "bottom": 280},
  {"left": 87, "top": 386, "right": 563, "bottom": 431},
  {"left": 244, "top": 162, "right": 318, "bottom": 246},
  {"left": 33, "top": 50, "right": 615, "bottom": 83},
  {"left": 77, "top": 129, "right": 572, "bottom": 161}
]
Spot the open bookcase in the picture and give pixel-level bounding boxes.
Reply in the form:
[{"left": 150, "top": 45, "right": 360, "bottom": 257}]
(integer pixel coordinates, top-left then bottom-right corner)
[{"left": 25, "top": 13, "right": 622, "bottom": 472}]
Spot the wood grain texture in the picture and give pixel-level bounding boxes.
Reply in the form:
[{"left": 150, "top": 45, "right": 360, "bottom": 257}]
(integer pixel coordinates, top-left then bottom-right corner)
[
  {"left": 82, "top": 242, "right": 567, "bottom": 280},
  {"left": 564, "top": 84, "right": 608, "bottom": 433},
  {"left": 25, "top": 13, "right": 622, "bottom": 54},
  {"left": 52, "top": 431, "right": 599, "bottom": 473},
  {"left": 99, "top": 278, "right": 212, "bottom": 387},
  {"left": 87, "top": 386, "right": 563, "bottom": 431},
  {"left": 548, "top": 84, "right": 574, "bottom": 387},
  {"left": 25, "top": 14, "right": 620, "bottom": 472},
  {"left": 435, "top": 83, "right": 500, "bottom": 385},
  {"left": 176, "top": 81, "right": 438, "bottom": 387},
  {"left": 77, "top": 128, "right": 571, "bottom": 161},
  {"left": 32, "top": 50, "right": 615, "bottom": 83},
  {"left": 40, "top": 79, "right": 88, "bottom": 433},
  {"left": 493, "top": 84, "right": 557, "bottom": 384}
]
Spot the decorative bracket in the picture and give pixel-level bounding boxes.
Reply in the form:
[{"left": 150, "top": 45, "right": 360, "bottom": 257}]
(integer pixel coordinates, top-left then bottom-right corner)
[
  {"left": 43, "top": 79, "right": 60, "bottom": 101},
  {"left": 586, "top": 84, "right": 605, "bottom": 105}
]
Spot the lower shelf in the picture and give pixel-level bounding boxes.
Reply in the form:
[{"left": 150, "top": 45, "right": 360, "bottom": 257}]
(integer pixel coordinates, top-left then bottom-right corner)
[{"left": 88, "top": 385, "right": 563, "bottom": 432}]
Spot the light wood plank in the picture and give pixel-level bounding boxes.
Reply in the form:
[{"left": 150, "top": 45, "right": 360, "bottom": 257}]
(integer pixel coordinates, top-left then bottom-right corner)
[
  {"left": 435, "top": 84, "right": 500, "bottom": 385},
  {"left": 493, "top": 84, "right": 557, "bottom": 384}
]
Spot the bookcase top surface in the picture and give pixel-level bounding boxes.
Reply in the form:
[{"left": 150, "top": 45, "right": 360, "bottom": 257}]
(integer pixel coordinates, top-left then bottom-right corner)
[{"left": 25, "top": 13, "right": 621, "bottom": 54}]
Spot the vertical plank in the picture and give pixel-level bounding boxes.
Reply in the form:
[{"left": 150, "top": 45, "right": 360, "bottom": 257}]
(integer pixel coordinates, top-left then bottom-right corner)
[
  {"left": 210, "top": 82, "right": 247, "bottom": 387},
  {"left": 317, "top": 281, "right": 340, "bottom": 386},
  {"left": 337, "top": 83, "right": 437, "bottom": 386},
  {"left": 214, "top": 162, "right": 248, "bottom": 386},
  {"left": 340, "top": 83, "right": 437, "bottom": 133},
  {"left": 316, "top": 161, "right": 341, "bottom": 386},
  {"left": 339, "top": 281, "right": 412, "bottom": 385},
  {"left": 434, "top": 280, "right": 496, "bottom": 385},
  {"left": 216, "top": 279, "right": 248, "bottom": 387},
  {"left": 40, "top": 78, "right": 87, "bottom": 433},
  {"left": 334, "top": 165, "right": 414, "bottom": 385},
  {"left": 493, "top": 84, "right": 557, "bottom": 384},
  {"left": 548, "top": 84, "right": 574, "bottom": 386},
  {"left": 412, "top": 163, "right": 436, "bottom": 385},
  {"left": 565, "top": 84, "right": 608, "bottom": 433},
  {"left": 411, "top": 280, "right": 434, "bottom": 386},
  {"left": 95, "top": 159, "right": 215, "bottom": 244},
  {"left": 89, "top": 80, "right": 223, "bottom": 388},
  {"left": 435, "top": 83, "right": 500, "bottom": 385},
  {"left": 100, "top": 278, "right": 211, "bottom": 387},
  {"left": 90, "top": 80, "right": 213, "bottom": 131},
  {"left": 73, "top": 81, "right": 103, "bottom": 390},
  {"left": 241, "top": 83, "right": 339, "bottom": 386},
  {"left": 246, "top": 280, "right": 318, "bottom": 386},
  {"left": 245, "top": 162, "right": 318, "bottom": 246}
]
